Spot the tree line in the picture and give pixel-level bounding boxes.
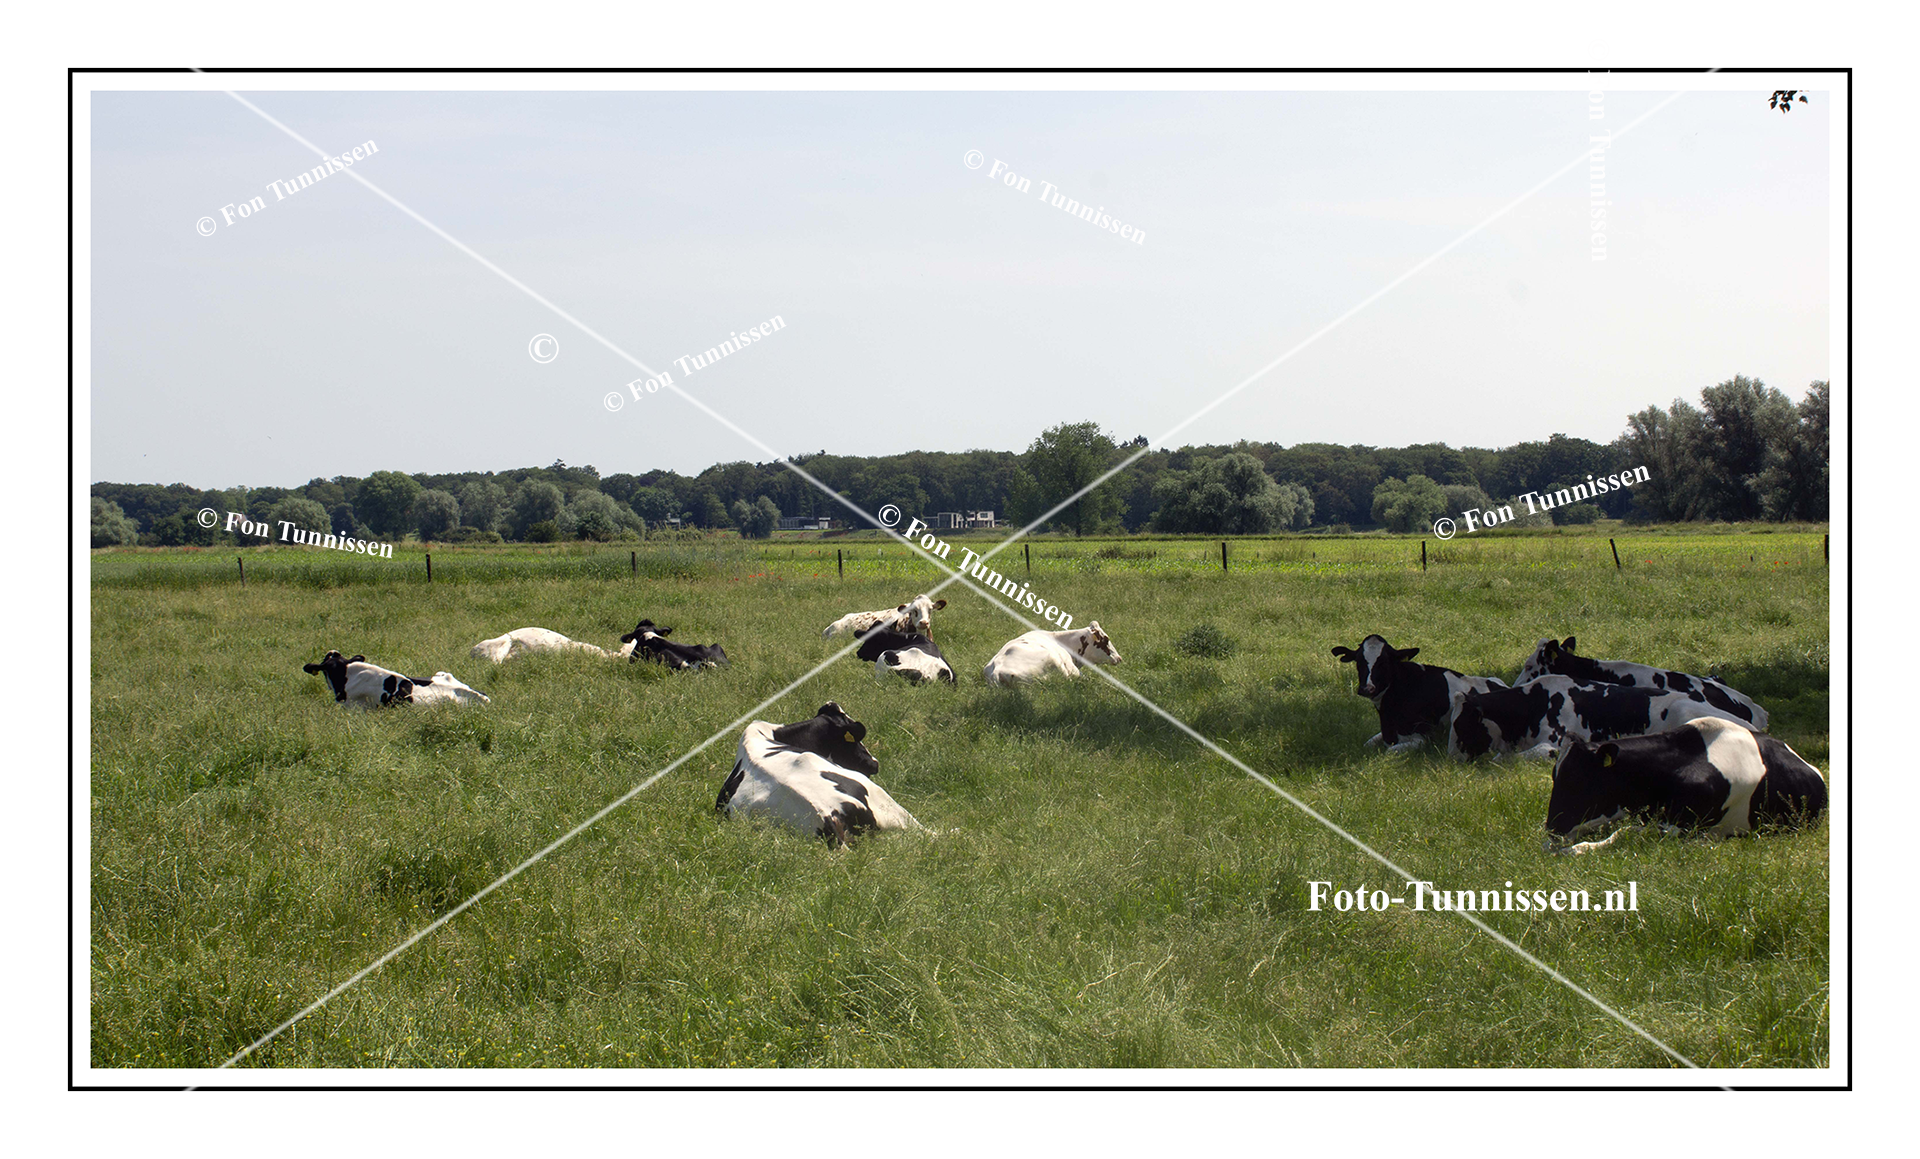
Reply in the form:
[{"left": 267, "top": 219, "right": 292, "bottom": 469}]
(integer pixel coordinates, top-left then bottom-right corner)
[{"left": 92, "top": 375, "right": 1828, "bottom": 548}]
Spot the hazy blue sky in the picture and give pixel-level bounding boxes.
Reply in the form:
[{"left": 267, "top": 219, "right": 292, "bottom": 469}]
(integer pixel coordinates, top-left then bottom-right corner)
[{"left": 90, "top": 85, "right": 1828, "bottom": 488}]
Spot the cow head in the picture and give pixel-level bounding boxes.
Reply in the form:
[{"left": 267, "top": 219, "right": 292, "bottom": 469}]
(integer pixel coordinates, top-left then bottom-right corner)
[
  {"left": 1517, "top": 636, "right": 1577, "bottom": 684},
  {"left": 1331, "top": 635, "right": 1417, "bottom": 701},
  {"left": 895, "top": 595, "right": 948, "bottom": 635},
  {"left": 771, "top": 701, "right": 880, "bottom": 777},
  {"left": 1545, "top": 738, "right": 1624, "bottom": 836},
  {"left": 302, "top": 650, "right": 365, "bottom": 702},
  {"left": 620, "top": 618, "right": 671, "bottom": 645},
  {"left": 1077, "top": 622, "right": 1121, "bottom": 664}
]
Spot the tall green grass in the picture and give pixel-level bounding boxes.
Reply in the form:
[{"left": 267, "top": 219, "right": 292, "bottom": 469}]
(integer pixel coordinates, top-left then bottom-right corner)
[{"left": 89, "top": 530, "right": 1830, "bottom": 1069}]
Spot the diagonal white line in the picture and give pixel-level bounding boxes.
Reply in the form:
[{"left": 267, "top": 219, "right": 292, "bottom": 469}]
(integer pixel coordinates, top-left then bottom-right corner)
[{"left": 194, "top": 78, "right": 1720, "bottom": 1079}]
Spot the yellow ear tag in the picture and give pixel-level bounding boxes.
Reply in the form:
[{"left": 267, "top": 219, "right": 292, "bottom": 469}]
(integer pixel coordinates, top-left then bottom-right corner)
[
  {"left": 844, "top": 731, "right": 857, "bottom": 743},
  {"left": 1602, "top": 753, "right": 1614, "bottom": 767}
]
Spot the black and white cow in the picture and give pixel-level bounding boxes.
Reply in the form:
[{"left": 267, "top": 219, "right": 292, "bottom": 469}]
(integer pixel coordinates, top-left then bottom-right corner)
[
  {"left": 619, "top": 619, "right": 730, "bottom": 670},
  {"left": 1447, "top": 675, "right": 1756, "bottom": 760},
  {"left": 714, "top": 702, "right": 926, "bottom": 844},
  {"left": 823, "top": 595, "right": 948, "bottom": 641},
  {"left": 303, "top": 650, "right": 490, "bottom": 707},
  {"left": 857, "top": 629, "right": 956, "bottom": 685},
  {"left": 1330, "top": 635, "right": 1507, "bottom": 752},
  {"left": 1515, "top": 637, "right": 1768, "bottom": 730},
  {"left": 1546, "top": 716, "right": 1826, "bottom": 848}
]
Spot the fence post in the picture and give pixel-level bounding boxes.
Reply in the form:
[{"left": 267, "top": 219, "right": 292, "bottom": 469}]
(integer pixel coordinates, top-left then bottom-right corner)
[
  {"left": 1421, "top": 541, "right": 1426, "bottom": 571},
  {"left": 1025, "top": 542, "right": 1031, "bottom": 575},
  {"left": 631, "top": 550, "right": 637, "bottom": 577},
  {"left": 838, "top": 548, "right": 844, "bottom": 578},
  {"left": 1609, "top": 539, "right": 1622, "bottom": 571},
  {"left": 426, "top": 553, "right": 432, "bottom": 582},
  {"left": 1824, "top": 533, "right": 1828, "bottom": 563},
  {"left": 236, "top": 556, "right": 244, "bottom": 586},
  {"left": 1221, "top": 541, "right": 1228, "bottom": 572}
]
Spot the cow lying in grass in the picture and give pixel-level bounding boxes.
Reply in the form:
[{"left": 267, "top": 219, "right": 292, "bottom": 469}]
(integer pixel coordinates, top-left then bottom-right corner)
[
  {"left": 1515, "top": 636, "right": 1768, "bottom": 730},
  {"left": 983, "top": 623, "right": 1120, "bottom": 685},
  {"left": 1448, "top": 676, "right": 1756, "bottom": 760},
  {"left": 620, "top": 619, "right": 729, "bottom": 670},
  {"left": 714, "top": 702, "right": 925, "bottom": 844},
  {"left": 858, "top": 629, "right": 956, "bottom": 685},
  {"left": 470, "top": 627, "right": 636, "bottom": 663},
  {"left": 1330, "top": 634, "right": 1507, "bottom": 752},
  {"left": 303, "top": 650, "right": 490, "bottom": 707},
  {"left": 1546, "top": 717, "right": 1826, "bottom": 852},
  {"left": 823, "top": 594, "right": 947, "bottom": 640}
]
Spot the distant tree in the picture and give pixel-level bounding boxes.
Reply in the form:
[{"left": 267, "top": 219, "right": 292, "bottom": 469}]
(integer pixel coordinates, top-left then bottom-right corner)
[
  {"left": 91, "top": 498, "right": 139, "bottom": 547},
  {"left": 330, "top": 502, "right": 373, "bottom": 540},
  {"left": 1370, "top": 475, "right": 1449, "bottom": 534},
  {"left": 730, "top": 495, "right": 779, "bottom": 538},
  {"left": 1438, "top": 483, "right": 1494, "bottom": 520},
  {"left": 1152, "top": 452, "right": 1292, "bottom": 534},
  {"left": 627, "top": 486, "right": 676, "bottom": 526},
  {"left": 356, "top": 471, "right": 423, "bottom": 538},
  {"left": 457, "top": 480, "right": 508, "bottom": 533},
  {"left": 414, "top": 489, "right": 462, "bottom": 540},
  {"left": 1009, "top": 421, "right": 1126, "bottom": 536},
  {"left": 1696, "top": 375, "right": 1798, "bottom": 521},
  {"left": 1274, "top": 482, "right": 1315, "bottom": 530},
  {"left": 568, "top": 490, "right": 639, "bottom": 541},
  {"left": 1554, "top": 503, "right": 1602, "bottom": 525},
  {"left": 696, "top": 490, "right": 731, "bottom": 529},
  {"left": 1756, "top": 380, "right": 1829, "bottom": 521},
  {"left": 268, "top": 496, "right": 331, "bottom": 539},
  {"left": 507, "top": 481, "right": 571, "bottom": 540},
  {"left": 524, "top": 520, "right": 561, "bottom": 543}
]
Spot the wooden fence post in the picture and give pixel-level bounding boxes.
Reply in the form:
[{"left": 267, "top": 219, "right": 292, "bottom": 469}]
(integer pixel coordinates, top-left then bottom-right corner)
[
  {"left": 1824, "top": 534, "right": 1828, "bottom": 563},
  {"left": 1221, "top": 541, "right": 1228, "bottom": 571},
  {"left": 1025, "top": 542, "right": 1031, "bottom": 575},
  {"left": 236, "top": 557, "right": 244, "bottom": 586},
  {"left": 1609, "top": 539, "right": 1622, "bottom": 571},
  {"left": 631, "top": 550, "right": 637, "bottom": 577},
  {"left": 1421, "top": 541, "right": 1426, "bottom": 571},
  {"left": 837, "top": 548, "right": 844, "bottom": 578},
  {"left": 426, "top": 553, "right": 432, "bottom": 582}
]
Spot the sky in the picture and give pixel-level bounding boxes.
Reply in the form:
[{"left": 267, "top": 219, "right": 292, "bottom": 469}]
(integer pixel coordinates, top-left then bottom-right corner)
[{"left": 88, "top": 83, "right": 1830, "bottom": 489}]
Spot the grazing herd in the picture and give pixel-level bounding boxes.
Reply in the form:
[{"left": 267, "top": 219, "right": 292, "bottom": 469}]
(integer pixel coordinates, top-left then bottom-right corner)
[{"left": 300, "top": 592, "right": 1823, "bottom": 852}]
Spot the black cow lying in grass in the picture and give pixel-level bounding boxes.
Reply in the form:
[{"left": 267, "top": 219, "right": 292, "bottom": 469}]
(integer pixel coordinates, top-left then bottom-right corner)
[
  {"left": 856, "top": 629, "right": 956, "bottom": 685},
  {"left": 619, "top": 619, "right": 730, "bottom": 670},
  {"left": 1331, "top": 634, "right": 1507, "bottom": 751},
  {"left": 714, "top": 702, "right": 925, "bottom": 844},
  {"left": 303, "top": 650, "right": 490, "bottom": 707},
  {"left": 1515, "top": 636, "right": 1768, "bottom": 730},
  {"left": 1546, "top": 717, "right": 1827, "bottom": 852}
]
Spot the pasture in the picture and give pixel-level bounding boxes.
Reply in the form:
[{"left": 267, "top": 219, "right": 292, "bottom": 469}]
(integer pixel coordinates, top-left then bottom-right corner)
[{"left": 88, "top": 528, "right": 1832, "bottom": 1070}]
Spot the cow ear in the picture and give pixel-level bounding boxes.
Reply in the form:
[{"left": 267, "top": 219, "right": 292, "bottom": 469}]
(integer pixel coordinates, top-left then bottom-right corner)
[
  {"left": 932, "top": 599, "right": 947, "bottom": 610},
  {"left": 303, "top": 663, "right": 323, "bottom": 674},
  {"left": 1331, "top": 646, "right": 1354, "bottom": 661},
  {"left": 349, "top": 655, "right": 365, "bottom": 663},
  {"left": 1563, "top": 636, "right": 1577, "bottom": 651},
  {"left": 1598, "top": 742, "right": 1618, "bottom": 767},
  {"left": 1395, "top": 647, "right": 1419, "bottom": 661},
  {"left": 656, "top": 626, "right": 673, "bottom": 636}
]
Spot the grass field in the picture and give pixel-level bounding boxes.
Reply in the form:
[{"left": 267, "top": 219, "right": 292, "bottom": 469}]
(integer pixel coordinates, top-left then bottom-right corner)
[{"left": 89, "top": 527, "right": 1832, "bottom": 1070}]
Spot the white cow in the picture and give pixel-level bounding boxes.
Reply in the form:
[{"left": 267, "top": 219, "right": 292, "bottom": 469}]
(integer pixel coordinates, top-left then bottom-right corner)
[
  {"left": 304, "top": 650, "right": 490, "bottom": 707},
  {"left": 983, "top": 623, "right": 1121, "bottom": 685},
  {"left": 470, "top": 627, "right": 635, "bottom": 663},
  {"left": 823, "top": 595, "right": 947, "bottom": 640},
  {"left": 714, "top": 702, "right": 925, "bottom": 843}
]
